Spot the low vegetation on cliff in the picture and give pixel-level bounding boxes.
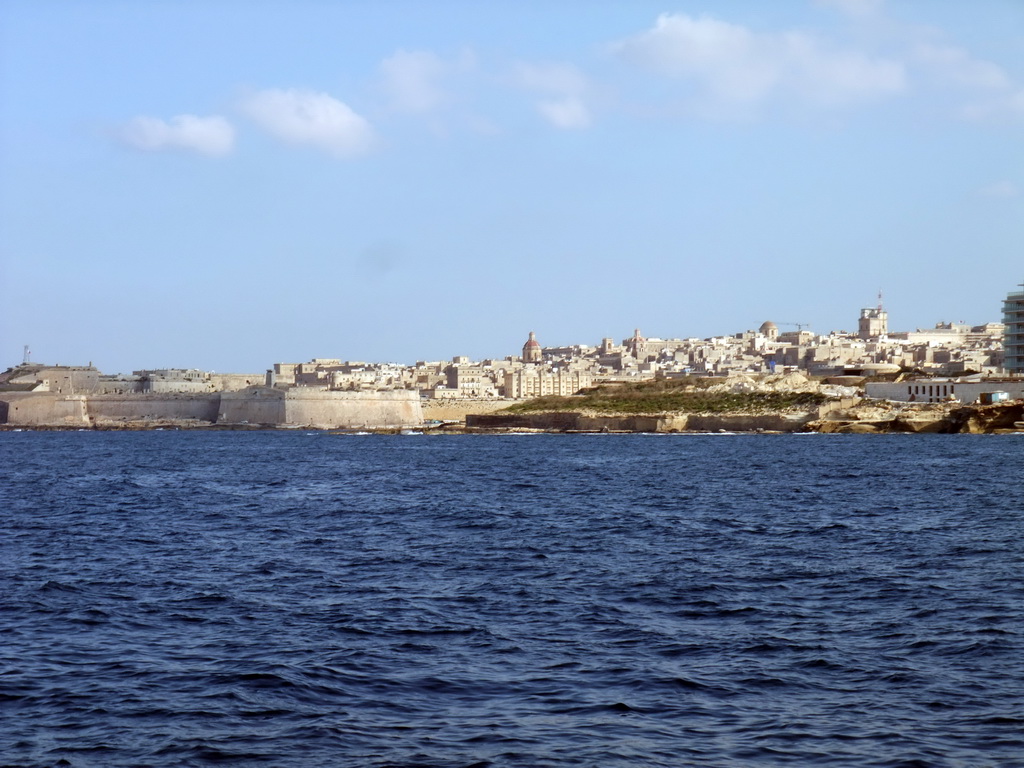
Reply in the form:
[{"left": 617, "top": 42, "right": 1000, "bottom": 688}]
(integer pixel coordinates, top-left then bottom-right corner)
[{"left": 503, "top": 379, "right": 830, "bottom": 415}]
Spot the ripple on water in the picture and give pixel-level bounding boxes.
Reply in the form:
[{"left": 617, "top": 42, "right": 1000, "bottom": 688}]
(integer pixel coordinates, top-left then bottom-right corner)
[{"left": 0, "top": 432, "right": 1022, "bottom": 767}]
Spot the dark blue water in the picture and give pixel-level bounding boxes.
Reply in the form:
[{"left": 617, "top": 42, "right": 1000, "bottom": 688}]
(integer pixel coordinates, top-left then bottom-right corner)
[{"left": 2, "top": 432, "right": 1023, "bottom": 767}]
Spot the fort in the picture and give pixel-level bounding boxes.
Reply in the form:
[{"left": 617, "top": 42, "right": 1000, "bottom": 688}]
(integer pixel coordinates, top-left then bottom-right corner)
[
  {"left": 2, "top": 285, "right": 1022, "bottom": 431},
  {"left": 0, "top": 389, "right": 422, "bottom": 430}
]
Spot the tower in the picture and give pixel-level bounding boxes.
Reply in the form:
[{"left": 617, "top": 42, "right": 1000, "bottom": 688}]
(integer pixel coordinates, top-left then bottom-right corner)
[
  {"left": 858, "top": 291, "right": 888, "bottom": 340},
  {"left": 629, "top": 328, "right": 645, "bottom": 359}
]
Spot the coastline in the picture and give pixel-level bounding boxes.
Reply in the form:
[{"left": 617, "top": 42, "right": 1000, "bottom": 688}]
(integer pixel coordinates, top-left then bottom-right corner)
[{"left": 2, "top": 398, "right": 1021, "bottom": 435}]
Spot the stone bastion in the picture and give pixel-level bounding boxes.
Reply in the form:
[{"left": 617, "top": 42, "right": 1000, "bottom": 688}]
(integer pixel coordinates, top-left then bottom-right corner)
[{"left": 0, "top": 388, "right": 423, "bottom": 429}]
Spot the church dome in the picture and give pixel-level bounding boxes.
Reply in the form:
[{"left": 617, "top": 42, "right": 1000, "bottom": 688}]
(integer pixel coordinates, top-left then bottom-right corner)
[{"left": 522, "top": 331, "right": 541, "bottom": 362}]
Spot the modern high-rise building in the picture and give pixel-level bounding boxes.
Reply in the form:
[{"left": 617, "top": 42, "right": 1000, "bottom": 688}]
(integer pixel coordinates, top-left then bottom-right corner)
[{"left": 1004, "top": 283, "right": 1024, "bottom": 373}]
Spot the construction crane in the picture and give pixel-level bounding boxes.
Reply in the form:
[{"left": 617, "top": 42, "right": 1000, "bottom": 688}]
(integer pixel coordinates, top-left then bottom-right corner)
[{"left": 779, "top": 323, "right": 812, "bottom": 331}]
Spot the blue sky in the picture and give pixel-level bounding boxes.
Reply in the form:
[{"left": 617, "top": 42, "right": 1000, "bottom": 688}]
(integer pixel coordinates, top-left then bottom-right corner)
[{"left": 2, "top": 0, "right": 1022, "bottom": 374}]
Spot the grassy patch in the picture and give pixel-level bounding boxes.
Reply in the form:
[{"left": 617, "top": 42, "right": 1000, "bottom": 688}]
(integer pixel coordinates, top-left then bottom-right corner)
[{"left": 503, "top": 379, "right": 830, "bottom": 415}]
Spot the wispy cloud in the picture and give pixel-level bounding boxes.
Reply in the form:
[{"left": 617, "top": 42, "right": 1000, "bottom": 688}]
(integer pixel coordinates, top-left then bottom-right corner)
[
  {"left": 120, "top": 114, "right": 234, "bottom": 156},
  {"left": 977, "top": 180, "right": 1019, "bottom": 199},
  {"left": 514, "top": 62, "right": 594, "bottom": 129},
  {"left": 379, "top": 49, "right": 474, "bottom": 114},
  {"left": 813, "top": 0, "right": 885, "bottom": 18},
  {"left": 240, "top": 88, "right": 375, "bottom": 158},
  {"left": 912, "top": 42, "right": 1012, "bottom": 91},
  {"left": 611, "top": 13, "right": 905, "bottom": 116},
  {"left": 910, "top": 42, "right": 1024, "bottom": 123}
]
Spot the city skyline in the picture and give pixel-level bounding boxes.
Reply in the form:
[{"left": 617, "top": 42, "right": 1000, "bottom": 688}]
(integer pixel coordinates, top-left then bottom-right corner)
[
  {"left": 7, "top": 295, "right": 1007, "bottom": 378},
  {"left": 2, "top": 1, "right": 1022, "bottom": 374}
]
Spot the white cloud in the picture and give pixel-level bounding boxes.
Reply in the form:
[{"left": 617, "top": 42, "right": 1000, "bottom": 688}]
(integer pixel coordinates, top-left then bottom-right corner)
[
  {"left": 612, "top": 13, "right": 905, "bottom": 114},
  {"left": 912, "top": 43, "right": 1012, "bottom": 91},
  {"left": 120, "top": 114, "right": 234, "bottom": 156},
  {"left": 910, "top": 42, "right": 1024, "bottom": 123},
  {"left": 240, "top": 88, "right": 375, "bottom": 158},
  {"left": 379, "top": 49, "right": 467, "bottom": 114},
  {"left": 515, "top": 61, "right": 589, "bottom": 95},
  {"left": 977, "top": 180, "right": 1019, "bottom": 199},
  {"left": 514, "top": 62, "right": 594, "bottom": 129},
  {"left": 537, "top": 98, "right": 591, "bottom": 130}
]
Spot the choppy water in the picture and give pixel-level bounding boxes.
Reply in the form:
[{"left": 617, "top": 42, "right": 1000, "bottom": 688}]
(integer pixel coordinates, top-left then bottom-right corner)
[{"left": 1, "top": 431, "right": 1023, "bottom": 767}]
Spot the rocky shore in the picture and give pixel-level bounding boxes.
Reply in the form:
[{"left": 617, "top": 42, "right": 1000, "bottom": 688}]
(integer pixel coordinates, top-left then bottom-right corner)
[
  {"left": 4, "top": 373, "right": 1022, "bottom": 434},
  {"left": 461, "top": 373, "right": 1024, "bottom": 434},
  {"left": 462, "top": 400, "right": 1024, "bottom": 434}
]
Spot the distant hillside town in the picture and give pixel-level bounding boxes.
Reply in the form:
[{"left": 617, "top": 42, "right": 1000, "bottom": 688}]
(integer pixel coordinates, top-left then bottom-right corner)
[{"left": 4, "top": 287, "right": 1023, "bottom": 408}]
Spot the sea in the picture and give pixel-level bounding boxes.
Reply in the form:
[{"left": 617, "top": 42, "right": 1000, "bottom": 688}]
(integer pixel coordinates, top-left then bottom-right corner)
[{"left": 1, "top": 431, "right": 1022, "bottom": 768}]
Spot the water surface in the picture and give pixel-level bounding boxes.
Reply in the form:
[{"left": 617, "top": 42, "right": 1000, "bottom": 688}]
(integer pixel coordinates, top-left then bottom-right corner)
[{"left": 2, "top": 432, "right": 1022, "bottom": 767}]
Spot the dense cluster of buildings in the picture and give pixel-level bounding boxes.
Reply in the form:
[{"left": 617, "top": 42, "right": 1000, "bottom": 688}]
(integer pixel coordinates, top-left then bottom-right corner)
[
  {"left": 254, "top": 292, "right": 1015, "bottom": 401},
  {"left": 5, "top": 287, "right": 1023, "bottom": 403}
]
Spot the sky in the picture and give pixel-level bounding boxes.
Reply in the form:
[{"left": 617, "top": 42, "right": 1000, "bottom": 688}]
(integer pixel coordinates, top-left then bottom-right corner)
[{"left": 1, "top": 0, "right": 1022, "bottom": 374}]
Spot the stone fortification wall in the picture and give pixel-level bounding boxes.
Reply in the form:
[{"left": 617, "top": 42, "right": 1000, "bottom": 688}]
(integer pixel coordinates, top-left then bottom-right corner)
[
  {"left": 210, "top": 373, "right": 264, "bottom": 392},
  {"left": 143, "top": 380, "right": 217, "bottom": 394},
  {"left": 283, "top": 389, "right": 422, "bottom": 428},
  {"left": 218, "top": 389, "right": 287, "bottom": 426},
  {"left": 96, "top": 378, "right": 144, "bottom": 395},
  {"left": 88, "top": 394, "right": 220, "bottom": 424},
  {"left": 217, "top": 388, "right": 423, "bottom": 428},
  {"left": 0, "top": 388, "right": 422, "bottom": 429},
  {"left": 0, "top": 393, "right": 89, "bottom": 426}
]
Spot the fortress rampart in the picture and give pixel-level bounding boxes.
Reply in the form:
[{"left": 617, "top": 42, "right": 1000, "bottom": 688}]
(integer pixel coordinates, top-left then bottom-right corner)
[
  {"left": 89, "top": 394, "right": 221, "bottom": 423},
  {"left": 0, "top": 388, "right": 423, "bottom": 429}
]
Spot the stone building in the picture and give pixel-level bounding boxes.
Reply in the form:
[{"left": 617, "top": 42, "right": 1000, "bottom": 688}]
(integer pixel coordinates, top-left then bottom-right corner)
[
  {"left": 503, "top": 368, "right": 593, "bottom": 399},
  {"left": 858, "top": 301, "right": 888, "bottom": 340},
  {"left": 1004, "top": 283, "right": 1024, "bottom": 373}
]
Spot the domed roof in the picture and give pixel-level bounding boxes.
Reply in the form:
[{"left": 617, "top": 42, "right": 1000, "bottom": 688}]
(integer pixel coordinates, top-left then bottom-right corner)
[
  {"left": 523, "top": 331, "right": 540, "bottom": 348},
  {"left": 759, "top": 321, "right": 778, "bottom": 333}
]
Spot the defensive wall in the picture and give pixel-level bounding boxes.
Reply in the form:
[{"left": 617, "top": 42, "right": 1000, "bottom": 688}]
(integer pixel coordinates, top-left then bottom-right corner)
[
  {"left": 0, "top": 393, "right": 90, "bottom": 427},
  {"left": 89, "top": 394, "right": 221, "bottom": 423},
  {"left": 0, "top": 388, "right": 423, "bottom": 429}
]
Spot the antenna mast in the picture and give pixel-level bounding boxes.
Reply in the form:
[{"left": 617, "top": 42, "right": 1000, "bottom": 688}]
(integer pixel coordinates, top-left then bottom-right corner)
[{"left": 23, "top": 345, "right": 31, "bottom": 364}]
